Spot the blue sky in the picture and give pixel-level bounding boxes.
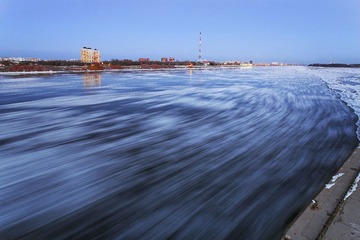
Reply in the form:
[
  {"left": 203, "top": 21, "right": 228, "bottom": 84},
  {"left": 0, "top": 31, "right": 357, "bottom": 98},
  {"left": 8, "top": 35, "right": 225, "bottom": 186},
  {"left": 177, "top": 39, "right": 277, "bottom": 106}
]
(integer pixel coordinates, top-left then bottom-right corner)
[{"left": 1, "top": 0, "right": 360, "bottom": 63}]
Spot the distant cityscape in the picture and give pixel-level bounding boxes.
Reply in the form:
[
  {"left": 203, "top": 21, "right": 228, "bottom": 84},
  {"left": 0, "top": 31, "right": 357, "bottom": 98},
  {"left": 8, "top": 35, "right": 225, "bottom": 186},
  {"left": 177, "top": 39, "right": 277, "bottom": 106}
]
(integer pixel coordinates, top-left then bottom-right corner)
[
  {"left": 1, "top": 33, "right": 300, "bottom": 70},
  {"left": 0, "top": 38, "right": 302, "bottom": 72},
  {"left": 1, "top": 33, "right": 358, "bottom": 71},
  {"left": 2, "top": 50, "right": 359, "bottom": 72},
  {"left": 0, "top": 46, "right": 297, "bottom": 68}
]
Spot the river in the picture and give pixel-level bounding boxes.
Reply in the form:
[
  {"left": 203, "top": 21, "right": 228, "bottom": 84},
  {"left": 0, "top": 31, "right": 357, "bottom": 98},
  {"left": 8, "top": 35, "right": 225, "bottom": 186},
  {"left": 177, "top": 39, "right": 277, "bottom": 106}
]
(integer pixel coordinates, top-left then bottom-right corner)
[{"left": 0, "top": 66, "right": 358, "bottom": 239}]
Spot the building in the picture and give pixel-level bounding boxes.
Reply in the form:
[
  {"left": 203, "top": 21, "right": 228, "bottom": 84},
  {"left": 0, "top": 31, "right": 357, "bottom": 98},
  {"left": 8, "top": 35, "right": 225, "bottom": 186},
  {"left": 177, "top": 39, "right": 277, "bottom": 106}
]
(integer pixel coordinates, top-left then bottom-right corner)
[
  {"left": 81, "top": 47, "right": 100, "bottom": 63},
  {"left": 139, "top": 58, "right": 150, "bottom": 62},
  {"left": 161, "top": 57, "right": 175, "bottom": 62}
]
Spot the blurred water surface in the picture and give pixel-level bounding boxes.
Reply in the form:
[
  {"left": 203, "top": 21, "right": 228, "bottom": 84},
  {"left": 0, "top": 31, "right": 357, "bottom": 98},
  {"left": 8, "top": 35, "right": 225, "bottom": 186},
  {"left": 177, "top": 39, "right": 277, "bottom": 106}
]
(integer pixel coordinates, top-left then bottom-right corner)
[{"left": 0, "top": 67, "right": 358, "bottom": 239}]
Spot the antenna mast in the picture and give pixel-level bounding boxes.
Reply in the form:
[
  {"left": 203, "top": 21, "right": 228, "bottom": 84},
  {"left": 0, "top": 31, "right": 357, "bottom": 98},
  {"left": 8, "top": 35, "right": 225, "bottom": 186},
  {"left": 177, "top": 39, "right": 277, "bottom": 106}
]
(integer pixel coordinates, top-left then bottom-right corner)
[{"left": 198, "top": 32, "right": 202, "bottom": 62}]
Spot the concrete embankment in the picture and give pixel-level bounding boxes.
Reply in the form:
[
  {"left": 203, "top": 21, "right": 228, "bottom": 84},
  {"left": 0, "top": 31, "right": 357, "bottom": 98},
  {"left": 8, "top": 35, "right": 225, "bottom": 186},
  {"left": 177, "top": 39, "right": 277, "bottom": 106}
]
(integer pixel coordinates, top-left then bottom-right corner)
[{"left": 283, "top": 147, "right": 360, "bottom": 240}]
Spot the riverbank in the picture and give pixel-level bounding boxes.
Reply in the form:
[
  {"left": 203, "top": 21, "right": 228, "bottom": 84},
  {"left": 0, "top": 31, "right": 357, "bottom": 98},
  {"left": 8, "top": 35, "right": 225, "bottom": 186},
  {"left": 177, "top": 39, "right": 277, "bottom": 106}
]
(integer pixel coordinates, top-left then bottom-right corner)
[
  {"left": 308, "top": 63, "right": 360, "bottom": 68},
  {"left": 283, "top": 147, "right": 360, "bottom": 240}
]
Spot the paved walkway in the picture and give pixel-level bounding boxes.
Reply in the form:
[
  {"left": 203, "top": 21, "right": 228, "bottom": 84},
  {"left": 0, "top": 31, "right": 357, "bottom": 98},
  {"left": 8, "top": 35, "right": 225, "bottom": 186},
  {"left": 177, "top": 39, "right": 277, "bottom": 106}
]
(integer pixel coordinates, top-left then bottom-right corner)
[
  {"left": 321, "top": 171, "right": 360, "bottom": 239},
  {"left": 283, "top": 148, "right": 360, "bottom": 240}
]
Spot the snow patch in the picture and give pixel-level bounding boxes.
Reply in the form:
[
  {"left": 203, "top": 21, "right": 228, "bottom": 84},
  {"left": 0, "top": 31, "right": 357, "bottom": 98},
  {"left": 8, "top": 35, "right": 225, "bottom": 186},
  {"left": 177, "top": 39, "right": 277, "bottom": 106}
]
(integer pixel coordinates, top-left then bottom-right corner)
[
  {"left": 344, "top": 172, "right": 360, "bottom": 200},
  {"left": 325, "top": 183, "right": 335, "bottom": 189},
  {"left": 325, "top": 173, "right": 344, "bottom": 189}
]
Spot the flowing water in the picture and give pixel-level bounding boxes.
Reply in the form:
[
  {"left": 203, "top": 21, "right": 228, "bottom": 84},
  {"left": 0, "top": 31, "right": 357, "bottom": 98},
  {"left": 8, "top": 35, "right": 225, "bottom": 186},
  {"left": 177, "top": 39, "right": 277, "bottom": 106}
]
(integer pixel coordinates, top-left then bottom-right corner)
[{"left": 0, "top": 66, "right": 358, "bottom": 239}]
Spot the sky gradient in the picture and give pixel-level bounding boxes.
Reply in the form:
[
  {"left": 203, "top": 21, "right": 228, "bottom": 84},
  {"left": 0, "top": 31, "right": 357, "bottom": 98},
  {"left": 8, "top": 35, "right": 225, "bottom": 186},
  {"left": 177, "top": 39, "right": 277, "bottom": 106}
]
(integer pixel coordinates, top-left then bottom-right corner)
[{"left": 1, "top": 0, "right": 360, "bottom": 63}]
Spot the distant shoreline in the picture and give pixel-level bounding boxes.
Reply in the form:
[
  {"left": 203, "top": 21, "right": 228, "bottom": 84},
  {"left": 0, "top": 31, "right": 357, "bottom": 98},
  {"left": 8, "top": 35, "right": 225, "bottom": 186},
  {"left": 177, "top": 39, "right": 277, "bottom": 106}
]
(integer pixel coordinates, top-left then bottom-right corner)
[
  {"left": 4, "top": 64, "right": 360, "bottom": 75},
  {"left": 308, "top": 63, "right": 360, "bottom": 68},
  {"left": 0, "top": 65, "right": 300, "bottom": 76}
]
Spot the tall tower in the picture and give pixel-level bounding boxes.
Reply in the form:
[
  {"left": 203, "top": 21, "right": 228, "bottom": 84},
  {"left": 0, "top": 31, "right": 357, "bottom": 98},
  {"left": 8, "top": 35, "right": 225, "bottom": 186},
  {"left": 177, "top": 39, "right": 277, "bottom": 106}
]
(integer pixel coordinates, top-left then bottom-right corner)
[{"left": 198, "top": 32, "right": 202, "bottom": 62}]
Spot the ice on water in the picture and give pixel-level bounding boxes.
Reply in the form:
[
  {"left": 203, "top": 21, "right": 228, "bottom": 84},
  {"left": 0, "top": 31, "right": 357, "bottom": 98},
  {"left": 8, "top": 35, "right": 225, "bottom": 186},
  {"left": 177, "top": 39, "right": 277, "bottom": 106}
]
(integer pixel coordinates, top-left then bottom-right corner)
[
  {"left": 309, "top": 67, "right": 360, "bottom": 139},
  {"left": 0, "top": 67, "right": 358, "bottom": 239}
]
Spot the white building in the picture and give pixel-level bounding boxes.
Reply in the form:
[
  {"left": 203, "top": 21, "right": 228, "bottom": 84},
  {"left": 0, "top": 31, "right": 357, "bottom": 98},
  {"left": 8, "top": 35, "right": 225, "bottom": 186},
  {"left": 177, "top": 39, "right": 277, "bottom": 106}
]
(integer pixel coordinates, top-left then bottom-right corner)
[{"left": 80, "top": 47, "right": 100, "bottom": 63}]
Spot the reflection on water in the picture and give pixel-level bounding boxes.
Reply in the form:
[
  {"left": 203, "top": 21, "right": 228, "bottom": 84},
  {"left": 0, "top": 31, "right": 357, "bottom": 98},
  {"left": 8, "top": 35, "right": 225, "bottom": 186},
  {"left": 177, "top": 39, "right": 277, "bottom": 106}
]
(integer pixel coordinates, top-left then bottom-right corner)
[
  {"left": 0, "top": 67, "right": 358, "bottom": 239},
  {"left": 82, "top": 73, "right": 102, "bottom": 87}
]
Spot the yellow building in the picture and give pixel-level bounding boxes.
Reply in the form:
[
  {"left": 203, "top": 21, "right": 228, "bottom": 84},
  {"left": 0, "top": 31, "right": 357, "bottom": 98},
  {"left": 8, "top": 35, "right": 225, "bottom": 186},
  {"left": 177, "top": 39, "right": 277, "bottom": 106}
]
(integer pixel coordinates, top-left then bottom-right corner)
[{"left": 81, "top": 47, "right": 100, "bottom": 63}]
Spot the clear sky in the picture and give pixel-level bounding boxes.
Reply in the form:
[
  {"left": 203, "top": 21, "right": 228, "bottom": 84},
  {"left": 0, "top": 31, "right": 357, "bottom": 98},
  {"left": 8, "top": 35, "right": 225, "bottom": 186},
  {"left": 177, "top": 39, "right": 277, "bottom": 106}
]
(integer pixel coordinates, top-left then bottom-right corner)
[{"left": 1, "top": 0, "right": 360, "bottom": 63}]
